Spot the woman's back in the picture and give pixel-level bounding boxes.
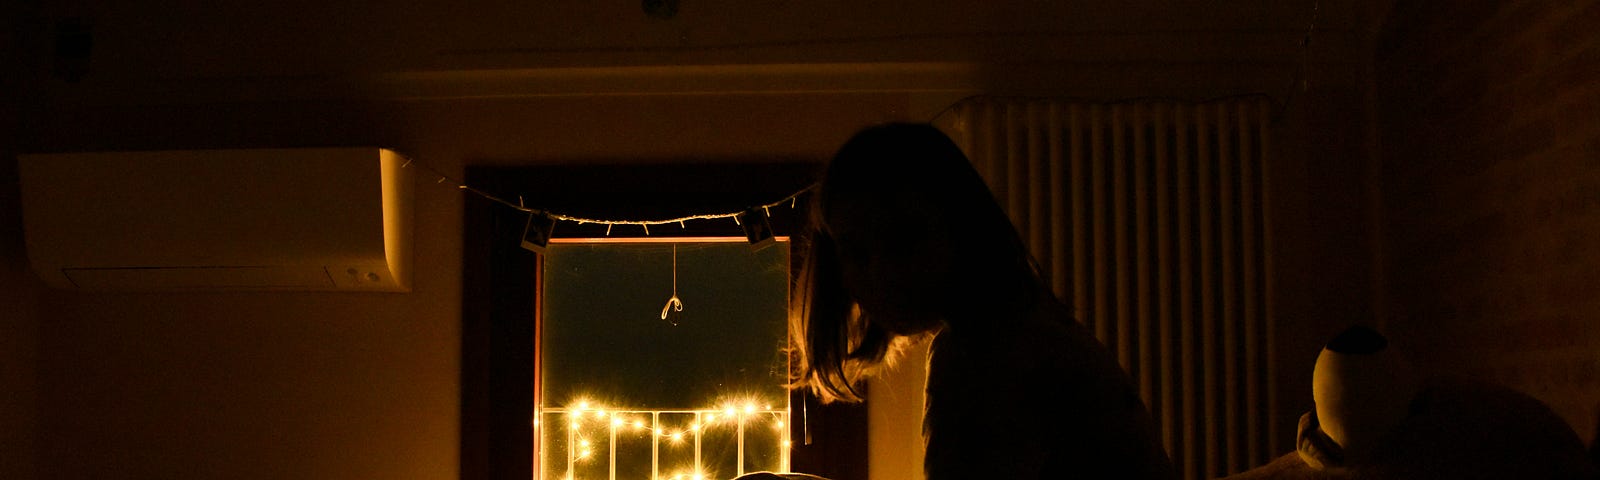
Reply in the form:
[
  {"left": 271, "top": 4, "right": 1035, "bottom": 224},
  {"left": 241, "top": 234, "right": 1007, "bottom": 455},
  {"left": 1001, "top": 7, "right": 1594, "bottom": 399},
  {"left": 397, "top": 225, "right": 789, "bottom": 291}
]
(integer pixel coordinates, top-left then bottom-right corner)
[{"left": 922, "top": 300, "right": 1175, "bottom": 480}]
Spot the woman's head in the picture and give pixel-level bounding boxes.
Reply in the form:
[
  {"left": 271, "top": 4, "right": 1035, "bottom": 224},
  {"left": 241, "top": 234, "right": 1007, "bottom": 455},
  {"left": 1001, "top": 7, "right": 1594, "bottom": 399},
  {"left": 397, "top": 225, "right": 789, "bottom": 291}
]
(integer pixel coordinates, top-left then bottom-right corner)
[{"left": 792, "top": 123, "right": 1044, "bottom": 402}]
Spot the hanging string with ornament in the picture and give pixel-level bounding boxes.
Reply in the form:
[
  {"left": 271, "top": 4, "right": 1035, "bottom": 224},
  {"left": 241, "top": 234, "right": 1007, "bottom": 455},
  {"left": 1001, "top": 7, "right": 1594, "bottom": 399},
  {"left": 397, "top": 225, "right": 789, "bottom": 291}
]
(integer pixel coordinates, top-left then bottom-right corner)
[
  {"left": 397, "top": 157, "right": 812, "bottom": 253},
  {"left": 660, "top": 243, "right": 685, "bottom": 325}
]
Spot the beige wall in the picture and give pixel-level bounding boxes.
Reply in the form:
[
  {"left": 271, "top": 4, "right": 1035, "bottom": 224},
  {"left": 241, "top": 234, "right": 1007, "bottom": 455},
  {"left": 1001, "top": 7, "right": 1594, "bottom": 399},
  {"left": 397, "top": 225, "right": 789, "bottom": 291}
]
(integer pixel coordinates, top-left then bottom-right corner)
[
  {"left": 866, "top": 342, "right": 932, "bottom": 480},
  {"left": 3, "top": 1, "right": 1382, "bottom": 479}
]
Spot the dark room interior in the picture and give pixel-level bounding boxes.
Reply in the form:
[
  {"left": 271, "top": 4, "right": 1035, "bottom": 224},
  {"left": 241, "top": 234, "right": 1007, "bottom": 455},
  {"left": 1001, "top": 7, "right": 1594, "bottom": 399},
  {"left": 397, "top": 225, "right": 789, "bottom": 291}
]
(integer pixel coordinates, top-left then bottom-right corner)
[{"left": 2, "top": 1, "right": 1597, "bottom": 479}]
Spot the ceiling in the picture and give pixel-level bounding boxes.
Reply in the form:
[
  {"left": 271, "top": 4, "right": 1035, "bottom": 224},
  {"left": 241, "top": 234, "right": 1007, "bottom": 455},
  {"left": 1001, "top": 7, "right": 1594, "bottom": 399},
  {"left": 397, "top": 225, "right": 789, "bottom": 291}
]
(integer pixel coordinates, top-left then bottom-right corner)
[{"left": 14, "top": 1, "right": 1371, "bottom": 106}]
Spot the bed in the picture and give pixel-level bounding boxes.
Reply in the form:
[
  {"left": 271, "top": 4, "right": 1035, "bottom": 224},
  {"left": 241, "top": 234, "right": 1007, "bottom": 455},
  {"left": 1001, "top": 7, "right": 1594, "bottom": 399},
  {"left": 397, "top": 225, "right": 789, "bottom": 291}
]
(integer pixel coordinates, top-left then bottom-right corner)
[{"left": 1223, "top": 377, "right": 1596, "bottom": 480}]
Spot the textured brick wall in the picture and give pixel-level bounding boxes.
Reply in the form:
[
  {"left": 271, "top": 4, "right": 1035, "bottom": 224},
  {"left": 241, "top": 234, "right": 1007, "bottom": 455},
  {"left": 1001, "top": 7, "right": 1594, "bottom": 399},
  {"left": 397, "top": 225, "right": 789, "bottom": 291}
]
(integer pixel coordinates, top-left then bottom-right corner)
[{"left": 1375, "top": 0, "right": 1600, "bottom": 442}]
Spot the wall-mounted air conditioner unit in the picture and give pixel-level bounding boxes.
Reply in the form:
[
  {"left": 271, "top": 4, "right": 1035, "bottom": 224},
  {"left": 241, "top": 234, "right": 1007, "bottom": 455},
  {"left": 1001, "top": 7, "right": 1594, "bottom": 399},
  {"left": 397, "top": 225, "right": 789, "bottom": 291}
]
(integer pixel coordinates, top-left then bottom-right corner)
[{"left": 17, "top": 148, "right": 412, "bottom": 292}]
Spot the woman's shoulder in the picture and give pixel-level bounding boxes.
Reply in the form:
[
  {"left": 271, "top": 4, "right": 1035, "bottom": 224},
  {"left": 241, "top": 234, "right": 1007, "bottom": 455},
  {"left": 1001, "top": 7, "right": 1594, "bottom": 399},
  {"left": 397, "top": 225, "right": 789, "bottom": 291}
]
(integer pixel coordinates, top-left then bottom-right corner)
[
  {"left": 931, "top": 302, "right": 1107, "bottom": 375},
  {"left": 996, "top": 302, "right": 1105, "bottom": 357}
]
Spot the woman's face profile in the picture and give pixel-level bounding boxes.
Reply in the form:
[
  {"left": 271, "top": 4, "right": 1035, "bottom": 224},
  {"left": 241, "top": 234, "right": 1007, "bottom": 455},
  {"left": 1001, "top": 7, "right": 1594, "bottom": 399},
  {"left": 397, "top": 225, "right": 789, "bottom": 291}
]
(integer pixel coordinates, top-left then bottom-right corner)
[{"left": 824, "top": 186, "right": 953, "bottom": 336}]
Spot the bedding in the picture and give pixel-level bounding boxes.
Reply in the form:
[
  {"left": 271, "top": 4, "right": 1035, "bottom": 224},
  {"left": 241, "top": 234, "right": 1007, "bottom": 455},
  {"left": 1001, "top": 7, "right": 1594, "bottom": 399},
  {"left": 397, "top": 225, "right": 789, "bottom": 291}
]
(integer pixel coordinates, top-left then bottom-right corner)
[{"left": 1222, "top": 378, "right": 1596, "bottom": 480}]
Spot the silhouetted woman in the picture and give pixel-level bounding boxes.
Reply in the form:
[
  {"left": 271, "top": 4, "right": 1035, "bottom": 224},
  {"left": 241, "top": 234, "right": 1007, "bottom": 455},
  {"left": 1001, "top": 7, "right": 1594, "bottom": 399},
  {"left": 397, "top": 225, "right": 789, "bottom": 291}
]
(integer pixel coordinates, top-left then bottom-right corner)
[{"left": 787, "top": 123, "right": 1175, "bottom": 480}]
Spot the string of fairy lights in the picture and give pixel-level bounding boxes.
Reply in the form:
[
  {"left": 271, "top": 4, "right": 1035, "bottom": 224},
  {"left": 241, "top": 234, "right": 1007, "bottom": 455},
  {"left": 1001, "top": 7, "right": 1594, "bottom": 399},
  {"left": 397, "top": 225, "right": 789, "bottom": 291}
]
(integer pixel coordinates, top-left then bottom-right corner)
[
  {"left": 399, "top": 158, "right": 813, "bottom": 252},
  {"left": 540, "top": 400, "right": 791, "bottom": 480}
]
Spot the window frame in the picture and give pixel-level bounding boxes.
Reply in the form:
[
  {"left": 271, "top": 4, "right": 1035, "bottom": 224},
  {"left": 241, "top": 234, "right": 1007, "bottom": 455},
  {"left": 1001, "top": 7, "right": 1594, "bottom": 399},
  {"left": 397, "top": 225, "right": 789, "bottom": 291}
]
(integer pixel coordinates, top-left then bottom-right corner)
[{"left": 460, "top": 162, "right": 867, "bottom": 480}]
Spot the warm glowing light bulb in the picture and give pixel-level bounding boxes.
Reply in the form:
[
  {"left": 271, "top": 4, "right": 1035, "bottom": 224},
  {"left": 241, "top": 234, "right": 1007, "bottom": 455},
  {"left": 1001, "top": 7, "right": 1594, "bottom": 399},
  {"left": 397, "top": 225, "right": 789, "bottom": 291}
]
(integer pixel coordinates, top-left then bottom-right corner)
[
  {"left": 744, "top": 403, "right": 756, "bottom": 414},
  {"left": 723, "top": 406, "right": 736, "bottom": 417},
  {"left": 670, "top": 432, "right": 684, "bottom": 441},
  {"left": 775, "top": 420, "right": 785, "bottom": 429},
  {"left": 612, "top": 418, "right": 624, "bottom": 427},
  {"left": 782, "top": 440, "right": 793, "bottom": 448},
  {"left": 579, "top": 439, "right": 591, "bottom": 448},
  {"left": 765, "top": 404, "right": 773, "bottom": 410},
  {"left": 595, "top": 410, "right": 607, "bottom": 418},
  {"left": 579, "top": 449, "right": 592, "bottom": 459},
  {"left": 576, "top": 401, "right": 589, "bottom": 410},
  {"left": 654, "top": 428, "right": 664, "bottom": 436},
  {"left": 633, "top": 420, "right": 645, "bottom": 429},
  {"left": 570, "top": 422, "right": 580, "bottom": 429},
  {"left": 705, "top": 414, "right": 717, "bottom": 423},
  {"left": 689, "top": 423, "right": 701, "bottom": 431}
]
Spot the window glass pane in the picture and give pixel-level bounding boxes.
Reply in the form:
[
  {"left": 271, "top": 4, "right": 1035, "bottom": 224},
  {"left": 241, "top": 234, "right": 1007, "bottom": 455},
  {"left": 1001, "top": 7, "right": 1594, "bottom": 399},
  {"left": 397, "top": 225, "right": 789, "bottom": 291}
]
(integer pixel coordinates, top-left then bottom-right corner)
[{"left": 540, "top": 240, "right": 791, "bottom": 480}]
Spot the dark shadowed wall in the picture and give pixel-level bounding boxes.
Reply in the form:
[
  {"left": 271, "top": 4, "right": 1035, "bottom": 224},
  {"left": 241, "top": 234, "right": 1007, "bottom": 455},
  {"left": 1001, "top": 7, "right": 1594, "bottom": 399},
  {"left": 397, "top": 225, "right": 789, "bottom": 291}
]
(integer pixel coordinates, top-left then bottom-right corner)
[
  {"left": 1375, "top": 0, "right": 1600, "bottom": 443},
  {"left": 1, "top": 2, "right": 42, "bottom": 478}
]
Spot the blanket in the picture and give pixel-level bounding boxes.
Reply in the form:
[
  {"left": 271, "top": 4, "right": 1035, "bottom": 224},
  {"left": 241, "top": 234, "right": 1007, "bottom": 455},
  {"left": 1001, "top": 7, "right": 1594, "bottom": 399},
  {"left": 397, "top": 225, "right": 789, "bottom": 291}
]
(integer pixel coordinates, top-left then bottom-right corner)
[{"left": 1222, "top": 378, "right": 1596, "bottom": 480}]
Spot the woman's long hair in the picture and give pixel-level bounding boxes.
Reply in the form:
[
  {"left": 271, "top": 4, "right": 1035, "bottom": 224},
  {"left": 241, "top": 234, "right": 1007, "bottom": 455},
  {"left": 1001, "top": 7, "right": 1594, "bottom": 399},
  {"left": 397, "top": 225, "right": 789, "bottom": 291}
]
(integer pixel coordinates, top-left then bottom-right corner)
[{"left": 791, "top": 123, "right": 1048, "bottom": 403}]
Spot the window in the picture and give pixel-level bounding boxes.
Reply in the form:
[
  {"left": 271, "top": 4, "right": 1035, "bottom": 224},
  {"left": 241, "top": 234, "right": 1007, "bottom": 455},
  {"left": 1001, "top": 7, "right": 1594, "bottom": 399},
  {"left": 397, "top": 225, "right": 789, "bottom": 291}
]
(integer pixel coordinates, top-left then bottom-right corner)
[
  {"left": 460, "top": 162, "right": 865, "bottom": 480},
  {"left": 538, "top": 239, "right": 791, "bottom": 480}
]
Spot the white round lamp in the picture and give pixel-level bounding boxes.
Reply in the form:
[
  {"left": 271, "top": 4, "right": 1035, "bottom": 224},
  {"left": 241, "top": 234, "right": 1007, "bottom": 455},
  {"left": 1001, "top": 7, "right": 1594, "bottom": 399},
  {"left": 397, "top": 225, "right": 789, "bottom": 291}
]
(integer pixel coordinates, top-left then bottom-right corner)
[{"left": 1310, "top": 325, "right": 1418, "bottom": 462}]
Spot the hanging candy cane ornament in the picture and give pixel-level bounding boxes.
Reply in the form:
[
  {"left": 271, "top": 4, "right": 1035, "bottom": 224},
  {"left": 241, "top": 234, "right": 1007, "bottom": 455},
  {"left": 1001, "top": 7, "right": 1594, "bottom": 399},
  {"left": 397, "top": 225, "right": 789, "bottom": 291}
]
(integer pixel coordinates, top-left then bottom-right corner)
[{"left": 660, "top": 244, "right": 684, "bottom": 325}]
